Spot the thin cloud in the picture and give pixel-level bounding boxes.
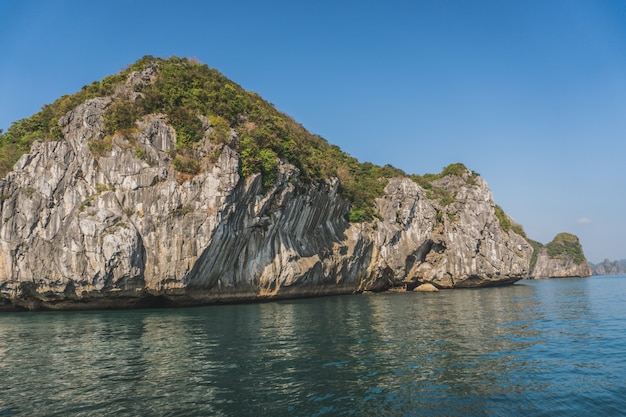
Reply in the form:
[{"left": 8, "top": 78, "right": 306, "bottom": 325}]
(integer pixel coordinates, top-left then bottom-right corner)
[{"left": 577, "top": 217, "right": 592, "bottom": 224}]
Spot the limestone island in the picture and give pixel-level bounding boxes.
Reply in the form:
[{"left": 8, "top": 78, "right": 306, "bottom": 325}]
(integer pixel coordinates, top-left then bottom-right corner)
[{"left": 0, "top": 57, "right": 591, "bottom": 311}]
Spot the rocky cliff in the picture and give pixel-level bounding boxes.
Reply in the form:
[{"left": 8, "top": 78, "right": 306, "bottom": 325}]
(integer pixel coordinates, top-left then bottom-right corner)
[
  {"left": 529, "top": 233, "right": 592, "bottom": 279},
  {"left": 0, "top": 57, "right": 533, "bottom": 310}
]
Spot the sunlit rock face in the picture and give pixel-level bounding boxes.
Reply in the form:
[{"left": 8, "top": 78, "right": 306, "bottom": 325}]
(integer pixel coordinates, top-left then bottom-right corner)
[{"left": 0, "top": 76, "right": 532, "bottom": 311}]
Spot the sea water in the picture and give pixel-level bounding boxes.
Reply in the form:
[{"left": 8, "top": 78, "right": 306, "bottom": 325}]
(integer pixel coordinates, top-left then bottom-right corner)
[{"left": 1, "top": 276, "right": 625, "bottom": 416}]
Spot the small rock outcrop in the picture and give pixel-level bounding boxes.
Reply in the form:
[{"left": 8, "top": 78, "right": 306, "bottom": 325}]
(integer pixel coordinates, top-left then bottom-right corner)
[
  {"left": 0, "top": 57, "right": 537, "bottom": 310},
  {"left": 529, "top": 233, "right": 592, "bottom": 279},
  {"left": 414, "top": 283, "right": 439, "bottom": 292}
]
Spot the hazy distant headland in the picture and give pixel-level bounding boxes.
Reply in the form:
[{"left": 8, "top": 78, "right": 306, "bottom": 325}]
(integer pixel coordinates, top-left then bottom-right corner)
[{"left": 590, "top": 259, "right": 626, "bottom": 276}]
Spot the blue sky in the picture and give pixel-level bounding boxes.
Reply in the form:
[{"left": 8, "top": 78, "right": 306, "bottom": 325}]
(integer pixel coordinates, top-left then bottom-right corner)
[{"left": 1, "top": 0, "right": 625, "bottom": 263}]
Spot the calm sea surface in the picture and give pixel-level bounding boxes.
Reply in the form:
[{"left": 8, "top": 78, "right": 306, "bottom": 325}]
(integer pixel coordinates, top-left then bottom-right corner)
[{"left": 1, "top": 276, "right": 625, "bottom": 416}]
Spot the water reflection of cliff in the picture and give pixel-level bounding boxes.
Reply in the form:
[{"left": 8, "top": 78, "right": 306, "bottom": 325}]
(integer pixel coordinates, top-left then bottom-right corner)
[
  {"left": 356, "top": 285, "right": 545, "bottom": 414},
  {"left": 0, "top": 279, "right": 606, "bottom": 416},
  {"left": 198, "top": 285, "right": 549, "bottom": 416}
]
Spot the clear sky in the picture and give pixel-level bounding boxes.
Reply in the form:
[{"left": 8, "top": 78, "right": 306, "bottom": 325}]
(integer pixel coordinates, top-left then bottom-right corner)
[{"left": 1, "top": 0, "right": 625, "bottom": 263}]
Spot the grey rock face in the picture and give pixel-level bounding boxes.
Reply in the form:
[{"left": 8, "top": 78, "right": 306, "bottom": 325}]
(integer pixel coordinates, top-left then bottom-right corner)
[{"left": 0, "top": 94, "right": 533, "bottom": 310}]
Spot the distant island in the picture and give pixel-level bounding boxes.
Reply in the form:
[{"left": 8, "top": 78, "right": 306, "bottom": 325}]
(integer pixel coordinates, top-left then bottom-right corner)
[
  {"left": 0, "top": 56, "right": 592, "bottom": 310},
  {"left": 590, "top": 259, "right": 626, "bottom": 276}
]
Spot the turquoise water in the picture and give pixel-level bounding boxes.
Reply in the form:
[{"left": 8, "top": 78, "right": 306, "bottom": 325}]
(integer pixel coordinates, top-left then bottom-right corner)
[{"left": 1, "top": 276, "right": 625, "bottom": 416}]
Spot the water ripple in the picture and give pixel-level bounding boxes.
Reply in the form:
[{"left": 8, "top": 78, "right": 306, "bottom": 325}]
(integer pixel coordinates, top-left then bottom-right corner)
[{"left": 0, "top": 276, "right": 625, "bottom": 416}]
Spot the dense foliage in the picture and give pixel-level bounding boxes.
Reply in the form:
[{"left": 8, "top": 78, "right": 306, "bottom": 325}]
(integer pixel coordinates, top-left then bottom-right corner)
[{"left": 545, "top": 232, "right": 586, "bottom": 265}]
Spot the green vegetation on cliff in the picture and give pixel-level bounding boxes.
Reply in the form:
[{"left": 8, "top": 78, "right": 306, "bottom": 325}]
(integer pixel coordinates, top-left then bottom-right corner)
[
  {"left": 494, "top": 205, "right": 527, "bottom": 238},
  {"left": 0, "top": 57, "right": 517, "bottom": 225},
  {"left": 126, "top": 57, "right": 405, "bottom": 220},
  {"left": 0, "top": 70, "right": 129, "bottom": 176},
  {"left": 529, "top": 233, "right": 587, "bottom": 268},
  {"left": 409, "top": 163, "right": 478, "bottom": 207},
  {"left": 545, "top": 233, "right": 587, "bottom": 265},
  {"left": 0, "top": 56, "right": 405, "bottom": 221},
  {"left": 528, "top": 239, "right": 545, "bottom": 271}
]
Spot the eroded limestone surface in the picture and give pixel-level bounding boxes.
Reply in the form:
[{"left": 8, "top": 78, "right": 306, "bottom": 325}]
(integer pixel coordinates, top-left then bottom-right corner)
[{"left": 0, "top": 75, "right": 533, "bottom": 310}]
